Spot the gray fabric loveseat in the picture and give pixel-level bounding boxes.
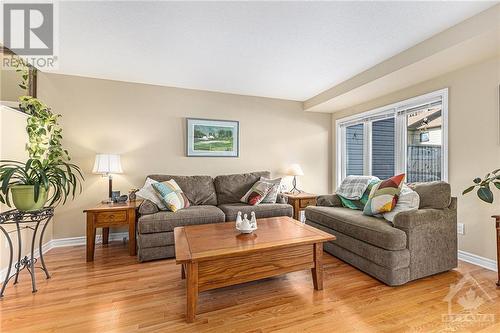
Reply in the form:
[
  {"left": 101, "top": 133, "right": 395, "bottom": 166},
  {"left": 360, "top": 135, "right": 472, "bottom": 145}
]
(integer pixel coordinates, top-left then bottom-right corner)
[
  {"left": 305, "top": 181, "right": 457, "bottom": 286},
  {"left": 137, "top": 171, "right": 293, "bottom": 262}
]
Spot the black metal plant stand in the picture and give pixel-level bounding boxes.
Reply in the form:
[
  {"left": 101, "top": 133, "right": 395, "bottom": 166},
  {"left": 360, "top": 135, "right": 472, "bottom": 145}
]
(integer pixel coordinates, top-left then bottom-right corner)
[{"left": 0, "top": 207, "right": 54, "bottom": 298}]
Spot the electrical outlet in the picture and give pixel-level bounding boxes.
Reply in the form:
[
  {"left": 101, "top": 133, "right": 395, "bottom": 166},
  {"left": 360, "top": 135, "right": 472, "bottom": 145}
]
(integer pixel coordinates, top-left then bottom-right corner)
[{"left": 457, "top": 223, "right": 465, "bottom": 235}]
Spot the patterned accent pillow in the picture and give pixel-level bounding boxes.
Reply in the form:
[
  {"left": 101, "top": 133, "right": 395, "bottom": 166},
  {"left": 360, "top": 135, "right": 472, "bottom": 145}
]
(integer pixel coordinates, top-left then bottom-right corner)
[
  {"left": 339, "top": 179, "right": 379, "bottom": 210},
  {"left": 363, "top": 174, "right": 405, "bottom": 216},
  {"left": 136, "top": 178, "right": 168, "bottom": 210},
  {"left": 259, "top": 177, "right": 281, "bottom": 203},
  {"left": 152, "top": 179, "right": 190, "bottom": 212},
  {"left": 383, "top": 184, "right": 420, "bottom": 222},
  {"left": 241, "top": 180, "right": 275, "bottom": 206},
  {"left": 337, "top": 175, "right": 380, "bottom": 200}
]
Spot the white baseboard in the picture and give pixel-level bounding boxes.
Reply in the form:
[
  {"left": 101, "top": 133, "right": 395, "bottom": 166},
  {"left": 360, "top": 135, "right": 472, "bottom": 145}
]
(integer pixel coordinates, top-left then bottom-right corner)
[
  {"left": 51, "top": 232, "right": 129, "bottom": 248},
  {"left": 458, "top": 250, "right": 497, "bottom": 272},
  {"left": 0, "top": 232, "right": 129, "bottom": 281}
]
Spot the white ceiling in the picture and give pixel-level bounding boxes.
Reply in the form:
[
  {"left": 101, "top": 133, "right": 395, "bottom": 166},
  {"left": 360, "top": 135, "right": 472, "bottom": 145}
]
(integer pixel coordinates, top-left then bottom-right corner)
[{"left": 51, "top": 1, "right": 496, "bottom": 101}]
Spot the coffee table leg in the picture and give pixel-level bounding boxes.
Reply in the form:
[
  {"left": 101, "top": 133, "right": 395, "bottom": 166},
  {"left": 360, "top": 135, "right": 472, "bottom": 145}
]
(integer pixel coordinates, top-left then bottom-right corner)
[
  {"left": 311, "top": 243, "right": 323, "bottom": 290},
  {"left": 186, "top": 262, "right": 198, "bottom": 323}
]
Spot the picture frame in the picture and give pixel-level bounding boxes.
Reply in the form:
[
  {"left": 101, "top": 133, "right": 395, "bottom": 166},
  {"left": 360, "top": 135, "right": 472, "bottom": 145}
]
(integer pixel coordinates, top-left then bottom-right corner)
[{"left": 186, "top": 118, "right": 239, "bottom": 157}]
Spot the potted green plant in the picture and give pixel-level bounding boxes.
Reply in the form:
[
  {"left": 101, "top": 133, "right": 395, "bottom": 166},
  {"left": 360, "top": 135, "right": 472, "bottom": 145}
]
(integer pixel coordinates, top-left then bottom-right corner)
[
  {"left": 463, "top": 169, "right": 500, "bottom": 203},
  {"left": 0, "top": 92, "right": 83, "bottom": 210}
]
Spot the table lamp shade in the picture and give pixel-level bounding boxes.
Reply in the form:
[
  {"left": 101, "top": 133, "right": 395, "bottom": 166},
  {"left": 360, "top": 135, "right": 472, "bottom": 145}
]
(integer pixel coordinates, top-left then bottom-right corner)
[
  {"left": 287, "top": 164, "right": 304, "bottom": 176},
  {"left": 92, "top": 154, "right": 123, "bottom": 175}
]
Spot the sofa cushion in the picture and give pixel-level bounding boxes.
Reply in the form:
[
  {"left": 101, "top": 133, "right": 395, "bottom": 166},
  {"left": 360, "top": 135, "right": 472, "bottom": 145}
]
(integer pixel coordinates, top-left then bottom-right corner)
[
  {"left": 306, "top": 220, "right": 410, "bottom": 269},
  {"left": 138, "top": 199, "right": 160, "bottom": 215},
  {"left": 147, "top": 174, "right": 217, "bottom": 206},
  {"left": 305, "top": 206, "right": 407, "bottom": 251},
  {"left": 214, "top": 171, "right": 270, "bottom": 204},
  {"left": 138, "top": 205, "right": 225, "bottom": 233},
  {"left": 408, "top": 181, "right": 451, "bottom": 209},
  {"left": 137, "top": 231, "right": 175, "bottom": 248},
  {"left": 317, "top": 194, "right": 342, "bottom": 207},
  {"left": 218, "top": 203, "right": 293, "bottom": 221},
  {"left": 323, "top": 241, "right": 410, "bottom": 286}
]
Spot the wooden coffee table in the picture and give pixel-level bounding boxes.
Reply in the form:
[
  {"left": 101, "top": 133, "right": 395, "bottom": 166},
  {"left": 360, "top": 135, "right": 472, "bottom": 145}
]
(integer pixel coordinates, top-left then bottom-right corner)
[{"left": 174, "top": 216, "right": 335, "bottom": 322}]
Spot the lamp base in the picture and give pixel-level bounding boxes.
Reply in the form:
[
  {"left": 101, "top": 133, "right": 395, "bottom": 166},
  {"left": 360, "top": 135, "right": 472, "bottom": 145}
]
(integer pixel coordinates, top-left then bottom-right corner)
[{"left": 290, "top": 176, "right": 303, "bottom": 195}]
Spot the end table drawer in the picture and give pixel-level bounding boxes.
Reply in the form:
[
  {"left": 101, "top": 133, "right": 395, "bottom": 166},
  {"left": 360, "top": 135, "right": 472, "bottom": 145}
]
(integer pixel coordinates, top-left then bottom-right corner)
[
  {"left": 300, "top": 198, "right": 316, "bottom": 208},
  {"left": 95, "top": 211, "right": 127, "bottom": 224}
]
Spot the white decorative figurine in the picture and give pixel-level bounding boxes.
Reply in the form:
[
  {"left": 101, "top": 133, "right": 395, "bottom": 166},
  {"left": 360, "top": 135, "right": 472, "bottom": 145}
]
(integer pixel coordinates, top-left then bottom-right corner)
[
  {"left": 250, "top": 212, "right": 257, "bottom": 229},
  {"left": 235, "top": 211, "right": 242, "bottom": 228},
  {"left": 235, "top": 212, "right": 257, "bottom": 234},
  {"left": 241, "top": 214, "right": 251, "bottom": 229}
]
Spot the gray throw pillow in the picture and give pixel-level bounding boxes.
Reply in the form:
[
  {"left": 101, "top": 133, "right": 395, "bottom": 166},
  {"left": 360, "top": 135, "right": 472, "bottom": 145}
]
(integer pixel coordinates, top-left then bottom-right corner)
[
  {"left": 138, "top": 200, "right": 160, "bottom": 215},
  {"left": 260, "top": 177, "right": 282, "bottom": 203}
]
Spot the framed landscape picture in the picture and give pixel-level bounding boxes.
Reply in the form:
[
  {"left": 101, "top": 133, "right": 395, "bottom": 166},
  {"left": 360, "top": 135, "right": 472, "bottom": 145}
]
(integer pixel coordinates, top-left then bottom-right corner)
[{"left": 186, "top": 118, "right": 239, "bottom": 157}]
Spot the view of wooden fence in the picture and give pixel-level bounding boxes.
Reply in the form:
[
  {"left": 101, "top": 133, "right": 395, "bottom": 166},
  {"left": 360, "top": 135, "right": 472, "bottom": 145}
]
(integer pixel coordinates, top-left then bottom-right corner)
[{"left": 407, "top": 145, "right": 441, "bottom": 182}]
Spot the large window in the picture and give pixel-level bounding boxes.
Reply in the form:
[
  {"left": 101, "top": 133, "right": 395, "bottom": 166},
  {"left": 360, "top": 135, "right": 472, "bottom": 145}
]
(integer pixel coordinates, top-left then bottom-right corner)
[{"left": 336, "top": 89, "right": 448, "bottom": 184}]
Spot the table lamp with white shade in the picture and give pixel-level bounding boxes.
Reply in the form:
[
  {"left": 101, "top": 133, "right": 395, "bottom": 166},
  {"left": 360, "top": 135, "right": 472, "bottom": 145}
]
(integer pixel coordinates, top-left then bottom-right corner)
[
  {"left": 287, "top": 163, "right": 304, "bottom": 194},
  {"left": 93, "top": 154, "right": 123, "bottom": 202}
]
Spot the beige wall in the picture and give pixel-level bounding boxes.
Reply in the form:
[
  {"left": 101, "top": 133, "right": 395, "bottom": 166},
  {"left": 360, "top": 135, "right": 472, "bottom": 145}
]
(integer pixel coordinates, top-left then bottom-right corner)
[
  {"left": 37, "top": 73, "right": 332, "bottom": 239},
  {"left": 331, "top": 56, "right": 500, "bottom": 261}
]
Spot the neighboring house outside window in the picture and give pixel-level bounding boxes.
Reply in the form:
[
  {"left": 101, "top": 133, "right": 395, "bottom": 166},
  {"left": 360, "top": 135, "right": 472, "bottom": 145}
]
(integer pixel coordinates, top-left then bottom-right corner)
[{"left": 336, "top": 88, "right": 448, "bottom": 185}]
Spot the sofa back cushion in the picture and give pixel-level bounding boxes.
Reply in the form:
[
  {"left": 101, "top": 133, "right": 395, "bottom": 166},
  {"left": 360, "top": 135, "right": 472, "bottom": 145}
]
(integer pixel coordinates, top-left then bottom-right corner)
[
  {"left": 146, "top": 174, "right": 217, "bottom": 206},
  {"left": 408, "top": 181, "right": 451, "bottom": 209},
  {"left": 214, "top": 171, "right": 270, "bottom": 204}
]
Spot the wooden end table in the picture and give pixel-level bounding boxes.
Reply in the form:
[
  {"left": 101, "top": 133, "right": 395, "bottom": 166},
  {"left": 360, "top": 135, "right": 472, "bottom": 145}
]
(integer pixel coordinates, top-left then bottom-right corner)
[
  {"left": 490, "top": 215, "right": 500, "bottom": 287},
  {"left": 174, "top": 216, "right": 335, "bottom": 322},
  {"left": 84, "top": 201, "right": 139, "bottom": 262},
  {"left": 282, "top": 192, "right": 317, "bottom": 221}
]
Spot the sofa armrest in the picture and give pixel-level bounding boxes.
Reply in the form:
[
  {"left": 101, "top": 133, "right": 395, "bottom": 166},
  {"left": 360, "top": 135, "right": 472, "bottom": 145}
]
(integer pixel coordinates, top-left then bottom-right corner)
[
  {"left": 392, "top": 209, "right": 451, "bottom": 230},
  {"left": 393, "top": 197, "right": 457, "bottom": 230},
  {"left": 138, "top": 199, "right": 159, "bottom": 216},
  {"left": 316, "top": 194, "right": 342, "bottom": 207},
  {"left": 392, "top": 202, "right": 457, "bottom": 280}
]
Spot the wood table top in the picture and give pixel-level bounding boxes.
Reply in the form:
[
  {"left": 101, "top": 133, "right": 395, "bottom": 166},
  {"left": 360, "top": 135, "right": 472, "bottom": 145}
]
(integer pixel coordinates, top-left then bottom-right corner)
[
  {"left": 174, "top": 216, "right": 335, "bottom": 263},
  {"left": 83, "top": 200, "right": 142, "bottom": 213},
  {"left": 281, "top": 192, "right": 317, "bottom": 199}
]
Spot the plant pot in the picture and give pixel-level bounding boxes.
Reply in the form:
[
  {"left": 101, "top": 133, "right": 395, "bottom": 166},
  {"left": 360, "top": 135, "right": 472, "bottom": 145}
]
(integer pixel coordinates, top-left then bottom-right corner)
[{"left": 10, "top": 185, "right": 48, "bottom": 211}]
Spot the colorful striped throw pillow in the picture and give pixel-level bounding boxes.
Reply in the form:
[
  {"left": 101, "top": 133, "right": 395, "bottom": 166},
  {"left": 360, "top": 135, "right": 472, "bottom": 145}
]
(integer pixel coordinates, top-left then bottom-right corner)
[
  {"left": 363, "top": 174, "right": 405, "bottom": 216},
  {"left": 152, "top": 179, "right": 190, "bottom": 212}
]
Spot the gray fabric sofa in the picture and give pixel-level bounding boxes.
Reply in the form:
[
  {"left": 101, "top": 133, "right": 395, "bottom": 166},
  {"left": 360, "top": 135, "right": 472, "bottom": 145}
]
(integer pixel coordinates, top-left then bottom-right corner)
[
  {"left": 136, "top": 171, "right": 293, "bottom": 262},
  {"left": 305, "top": 181, "right": 457, "bottom": 286}
]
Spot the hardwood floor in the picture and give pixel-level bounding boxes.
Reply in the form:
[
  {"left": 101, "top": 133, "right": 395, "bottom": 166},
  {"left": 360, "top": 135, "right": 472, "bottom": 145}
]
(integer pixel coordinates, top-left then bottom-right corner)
[{"left": 1, "top": 241, "right": 499, "bottom": 333}]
